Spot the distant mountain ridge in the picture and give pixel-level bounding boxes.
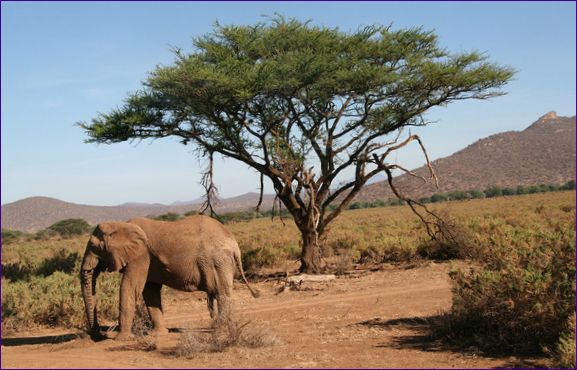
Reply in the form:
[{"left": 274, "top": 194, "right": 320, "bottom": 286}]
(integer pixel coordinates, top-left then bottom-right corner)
[
  {"left": 2, "top": 112, "right": 575, "bottom": 231},
  {"left": 1, "top": 194, "right": 275, "bottom": 232},
  {"left": 355, "top": 112, "right": 576, "bottom": 201}
]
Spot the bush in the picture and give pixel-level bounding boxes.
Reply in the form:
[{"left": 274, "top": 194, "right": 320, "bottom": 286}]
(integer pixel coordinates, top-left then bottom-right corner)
[
  {"left": 447, "top": 190, "right": 470, "bottom": 201},
  {"left": 1, "top": 229, "right": 27, "bottom": 244},
  {"left": 2, "top": 249, "right": 120, "bottom": 333},
  {"left": 468, "top": 189, "right": 485, "bottom": 199},
  {"left": 174, "top": 320, "right": 279, "bottom": 357},
  {"left": 241, "top": 246, "right": 286, "bottom": 273},
  {"left": 220, "top": 211, "right": 258, "bottom": 223},
  {"left": 430, "top": 193, "right": 448, "bottom": 203},
  {"left": 551, "top": 313, "right": 576, "bottom": 369},
  {"left": 348, "top": 202, "right": 362, "bottom": 210},
  {"left": 2, "top": 270, "right": 119, "bottom": 332},
  {"left": 36, "top": 249, "right": 80, "bottom": 277},
  {"left": 484, "top": 185, "right": 502, "bottom": 198},
  {"left": 48, "top": 219, "right": 92, "bottom": 238},
  {"left": 444, "top": 224, "right": 576, "bottom": 354},
  {"left": 502, "top": 187, "right": 516, "bottom": 196},
  {"left": 153, "top": 212, "right": 182, "bottom": 222},
  {"left": 562, "top": 180, "right": 576, "bottom": 190},
  {"left": 2, "top": 260, "right": 36, "bottom": 282},
  {"left": 2, "top": 249, "right": 80, "bottom": 282}
]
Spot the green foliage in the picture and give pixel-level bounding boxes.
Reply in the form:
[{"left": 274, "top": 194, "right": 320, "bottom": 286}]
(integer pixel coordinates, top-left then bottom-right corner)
[
  {"left": 219, "top": 211, "right": 259, "bottom": 223},
  {"left": 431, "top": 193, "right": 448, "bottom": 203},
  {"left": 36, "top": 249, "right": 80, "bottom": 277},
  {"left": 152, "top": 212, "right": 183, "bottom": 222},
  {"left": 484, "top": 185, "right": 503, "bottom": 198},
  {"left": 3, "top": 249, "right": 80, "bottom": 282},
  {"left": 563, "top": 180, "right": 576, "bottom": 190},
  {"left": 241, "top": 246, "right": 288, "bottom": 273},
  {"left": 47, "top": 218, "right": 92, "bottom": 238},
  {"left": 444, "top": 215, "right": 576, "bottom": 354},
  {"left": 81, "top": 16, "right": 512, "bottom": 148},
  {"left": 1, "top": 229, "right": 27, "bottom": 244},
  {"left": 551, "top": 313, "right": 576, "bottom": 369},
  {"left": 1, "top": 244, "right": 120, "bottom": 333},
  {"left": 468, "top": 189, "right": 485, "bottom": 199},
  {"left": 2, "top": 270, "right": 119, "bottom": 332}
]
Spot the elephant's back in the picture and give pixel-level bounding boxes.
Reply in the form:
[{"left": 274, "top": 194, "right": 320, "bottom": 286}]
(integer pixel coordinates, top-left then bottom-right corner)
[{"left": 129, "top": 214, "right": 237, "bottom": 266}]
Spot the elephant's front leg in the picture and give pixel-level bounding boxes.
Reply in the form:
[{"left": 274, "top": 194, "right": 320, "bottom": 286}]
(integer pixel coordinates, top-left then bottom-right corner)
[
  {"left": 116, "top": 263, "right": 148, "bottom": 340},
  {"left": 143, "top": 282, "right": 168, "bottom": 336}
]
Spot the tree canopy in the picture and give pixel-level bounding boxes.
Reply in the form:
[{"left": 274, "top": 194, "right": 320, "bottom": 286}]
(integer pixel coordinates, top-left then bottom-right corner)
[{"left": 80, "top": 16, "right": 514, "bottom": 272}]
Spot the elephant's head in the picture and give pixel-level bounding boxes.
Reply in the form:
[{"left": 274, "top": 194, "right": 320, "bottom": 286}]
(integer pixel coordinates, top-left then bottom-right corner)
[{"left": 80, "top": 222, "right": 149, "bottom": 337}]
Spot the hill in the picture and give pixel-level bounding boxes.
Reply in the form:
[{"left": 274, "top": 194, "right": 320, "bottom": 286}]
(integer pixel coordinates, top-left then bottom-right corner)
[
  {"left": 1, "top": 194, "right": 275, "bottom": 232},
  {"left": 2, "top": 112, "right": 574, "bottom": 231},
  {"left": 355, "top": 112, "right": 576, "bottom": 201}
]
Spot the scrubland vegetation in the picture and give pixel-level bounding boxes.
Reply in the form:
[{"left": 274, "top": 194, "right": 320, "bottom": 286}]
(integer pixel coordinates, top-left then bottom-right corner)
[{"left": 2, "top": 191, "right": 575, "bottom": 365}]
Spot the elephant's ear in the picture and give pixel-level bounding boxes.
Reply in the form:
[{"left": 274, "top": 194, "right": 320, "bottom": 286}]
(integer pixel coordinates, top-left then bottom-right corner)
[{"left": 97, "top": 222, "right": 149, "bottom": 272}]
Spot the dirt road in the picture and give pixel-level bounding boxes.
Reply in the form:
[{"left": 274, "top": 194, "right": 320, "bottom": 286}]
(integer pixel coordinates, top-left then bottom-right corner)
[{"left": 1, "top": 262, "right": 543, "bottom": 368}]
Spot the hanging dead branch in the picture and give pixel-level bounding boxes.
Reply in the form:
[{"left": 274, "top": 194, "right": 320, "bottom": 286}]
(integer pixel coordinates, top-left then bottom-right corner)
[
  {"left": 255, "top": 173, "right": 264, "bottom": 213},
  {"left": 199, "top": 150, "right": 220, "bottom": 218},
  {"left": 270, "top": 195, "right": 286, "bottom": 226},
  {"left": 371, "top": 153, "right": 456, "bottom": 244}
]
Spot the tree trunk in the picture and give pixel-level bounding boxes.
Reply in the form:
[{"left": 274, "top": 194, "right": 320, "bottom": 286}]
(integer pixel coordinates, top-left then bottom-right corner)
[{"left": 299, "top": 227, "right": 323, "bottom": 273}]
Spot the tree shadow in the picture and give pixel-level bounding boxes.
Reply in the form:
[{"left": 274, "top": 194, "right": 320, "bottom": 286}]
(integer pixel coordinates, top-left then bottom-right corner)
[
  {"left": 2, "top": 333, "right": 83, "bottom": 347},
  {"left": 356, "top": 316, "right": 547, "bottom": 369}
]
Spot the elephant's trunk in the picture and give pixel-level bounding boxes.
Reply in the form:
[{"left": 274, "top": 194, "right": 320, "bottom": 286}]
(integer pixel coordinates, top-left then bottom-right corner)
[{"left": 80, "top": 250, "right": 100, "bottom": 337}]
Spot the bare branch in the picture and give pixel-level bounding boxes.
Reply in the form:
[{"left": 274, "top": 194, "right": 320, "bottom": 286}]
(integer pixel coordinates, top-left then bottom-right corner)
[
  {"left": 198, "top": 150, "right": 220, "bottom": 218},
  {"left": 255, "top": 172, "right": 264, "bottom": 213},
  {"left": 373, "top": 154, "right": 455, "bottom": 243},
  {"left": 388, "top": 164, "right": 428, "bottom": 183}
]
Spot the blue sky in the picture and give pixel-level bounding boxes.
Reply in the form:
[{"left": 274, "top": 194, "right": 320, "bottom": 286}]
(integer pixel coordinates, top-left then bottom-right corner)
[{"left": 1, "top": 1, "right": 575, "bottom": 206}]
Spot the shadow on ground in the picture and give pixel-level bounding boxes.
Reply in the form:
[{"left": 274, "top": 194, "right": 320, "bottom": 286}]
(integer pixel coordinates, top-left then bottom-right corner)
[
  {"left": 2, "top": 333, "right": 83, "bottom": 347},
  {"left": 1, "top": 326, "right": 187, "bottom": 348},
  {"left": 356, "top": 316, "right": 547, "bottom": 369}
]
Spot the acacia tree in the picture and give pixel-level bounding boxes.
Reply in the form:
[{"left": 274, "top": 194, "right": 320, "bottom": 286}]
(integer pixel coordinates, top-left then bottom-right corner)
[{"left": 80, "top": 17, "right": 514, "bottom": 273}]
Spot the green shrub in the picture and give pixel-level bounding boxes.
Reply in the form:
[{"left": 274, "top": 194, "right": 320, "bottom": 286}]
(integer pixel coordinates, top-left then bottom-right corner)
[
  {"left": 220, "top": 211, "right": 258, "bottom": 223},
  {"left": 36, "top": 249, "right": 80, "bottom": 277},
  {"left": 153, "top": 212, "right": 182, "bottom": 222},
  {"left": 1, "top": 229, "right": 27, "bottom": 244},
  {"left": 445, "top": 224, "right": 576, "bottom": 354},
  {"left": 562, "top": 180, "right": 576, "bottom": 190},
  {"left": 468, "top": 189, "right": 485, "bottom": 199},
  {"left": 484, "top": 185, "right": 502, "bottom": 198},
  {"left": 430, "top": 193, "right": 448, "bottom": 203},
  {"left": 184, "top": 210, "right": 198, "bottom": 217},
  {"left": 48, "top": 219, "right": 92, "bottom": 238},
  {"left": 551, "top": 313, "right": 576, "bottom": 369},
  {"left": 447, "top": 190, "right": 470, "bottom": 201},
  {"left": 516, "top": 185, "right": 529, "bottom": 195},
  {"left": 348, "top": 202, "right": 362, "bottom": 210},
  {"left": 502, "top": 187, "right": 516, "bottom": 196},
  {"left": 2, "top": 270, "right": 120, "bottom": 332},
  {"left": 241, "top": 246, "right": 286, "bottom": 273},
  {"left": 2, "top": 249, "right": 80, "bottom": 282},
  {"left": 34, "top": 229, "right": 57, "bottom": 241},
  {"left": 2, "top": 260, "right": 36, "bottom": 282}
]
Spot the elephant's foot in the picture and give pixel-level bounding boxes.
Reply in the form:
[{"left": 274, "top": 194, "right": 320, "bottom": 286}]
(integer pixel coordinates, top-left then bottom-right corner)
[{"left": 112, "top": 331, "right": 135, "bottom": 341}]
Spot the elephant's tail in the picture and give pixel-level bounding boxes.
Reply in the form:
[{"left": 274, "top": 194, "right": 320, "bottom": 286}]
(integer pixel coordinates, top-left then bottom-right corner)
[{"left": 234, "top": 249, "right": 260, "bottom": 298}]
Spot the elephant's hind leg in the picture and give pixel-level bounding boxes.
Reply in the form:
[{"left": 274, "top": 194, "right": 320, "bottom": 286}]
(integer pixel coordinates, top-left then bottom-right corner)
[
  {"left": 215, "top": 293, "right": 232, "bottom": 323},
  {"left": 143, "top": 282, "right": 168, "bottom": 336},
  {"left": 207, "top": 292, "right": 217, "bottom": 320}
]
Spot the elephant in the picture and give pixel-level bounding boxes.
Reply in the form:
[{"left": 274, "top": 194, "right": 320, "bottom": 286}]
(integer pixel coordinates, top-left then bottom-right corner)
[{"left": 80, "top": 215, "right": 259, "bottom": 341}]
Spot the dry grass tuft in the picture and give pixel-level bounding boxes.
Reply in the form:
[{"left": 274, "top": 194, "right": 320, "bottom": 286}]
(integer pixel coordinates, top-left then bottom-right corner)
[{"left": 174, "top": 319, "right": 280, "bottom": 358}]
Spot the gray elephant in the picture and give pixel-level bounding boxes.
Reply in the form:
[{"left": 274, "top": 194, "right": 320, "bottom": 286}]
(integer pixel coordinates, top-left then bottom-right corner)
[{"left": 80, "top": 215, "right": 259, "bottom": 340}]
